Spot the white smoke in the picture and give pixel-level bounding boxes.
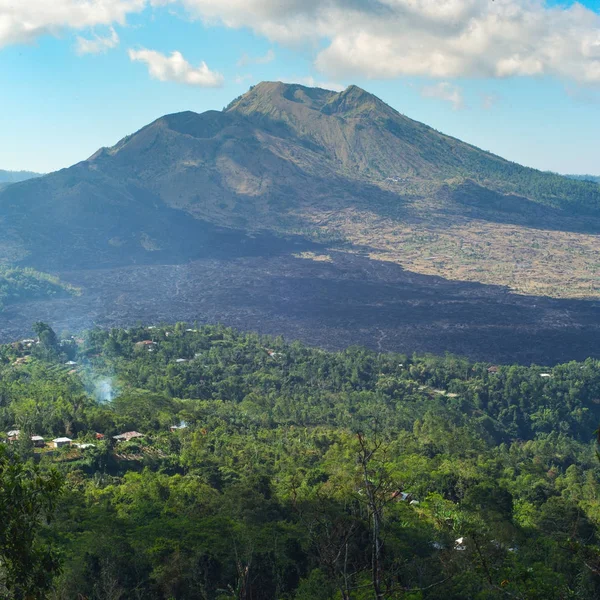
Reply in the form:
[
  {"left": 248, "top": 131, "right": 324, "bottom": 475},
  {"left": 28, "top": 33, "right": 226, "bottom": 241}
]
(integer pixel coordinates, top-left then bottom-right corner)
[{"left": 95, "top": 377, "right": 115, "bottom": 403}]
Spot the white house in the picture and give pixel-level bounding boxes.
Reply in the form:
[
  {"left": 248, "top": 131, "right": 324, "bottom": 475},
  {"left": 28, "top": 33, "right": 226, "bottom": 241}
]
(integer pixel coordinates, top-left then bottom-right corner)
[{"left": 53, "top": 437, "right": 72, "bottom": 448}]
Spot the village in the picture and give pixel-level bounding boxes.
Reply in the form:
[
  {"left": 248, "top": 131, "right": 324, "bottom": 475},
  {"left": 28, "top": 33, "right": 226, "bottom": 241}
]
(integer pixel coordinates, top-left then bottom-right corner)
[{"left": 1, "top": 425, "right": 188, "bottom": 457}]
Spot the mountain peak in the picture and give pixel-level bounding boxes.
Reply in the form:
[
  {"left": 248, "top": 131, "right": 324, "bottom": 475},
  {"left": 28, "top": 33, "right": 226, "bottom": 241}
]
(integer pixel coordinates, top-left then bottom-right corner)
[
  {"left": 226, "top": 81, "right": 396, "bottom": 126},
  {"left": 321, "top": 84, "right": 393, "bottom": 117},
  {"left": 340, "top": 84, "right": 371, "bottom": 98},
  {"left": 226, "top": 81, "right": 337, "bottom": 116}
]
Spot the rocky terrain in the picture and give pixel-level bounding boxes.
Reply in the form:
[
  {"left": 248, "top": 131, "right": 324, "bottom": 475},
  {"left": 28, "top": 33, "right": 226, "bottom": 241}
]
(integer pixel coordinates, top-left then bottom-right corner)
[{"left": 2, "top": 252, "right": 599, "bottom": 365}]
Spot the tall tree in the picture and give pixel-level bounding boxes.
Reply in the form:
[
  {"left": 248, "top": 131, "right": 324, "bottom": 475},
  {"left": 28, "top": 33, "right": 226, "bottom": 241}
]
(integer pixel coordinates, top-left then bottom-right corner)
[{"left": 0, "top": 445, "right": 64, "bottom": 599}]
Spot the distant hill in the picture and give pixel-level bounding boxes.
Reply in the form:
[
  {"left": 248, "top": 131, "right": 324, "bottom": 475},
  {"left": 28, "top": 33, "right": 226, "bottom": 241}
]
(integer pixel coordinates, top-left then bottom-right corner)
[
  {"left": 0, "top": 170, "right": 42, "bottom": 192},
  {"left": 0, "top": 169, "right": 42, "bottom": 183},
  {"left": 565, "top": 174, "right": 600, "bottom": 184}
]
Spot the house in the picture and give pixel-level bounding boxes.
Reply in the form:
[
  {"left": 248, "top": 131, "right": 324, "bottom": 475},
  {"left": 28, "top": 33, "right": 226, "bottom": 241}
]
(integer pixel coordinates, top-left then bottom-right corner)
[
  {"left": 65, "top": 360, "right": 78, "bottom": 366},
  {"left": 540, "top": 373, "right": 552, "bottom": 378},
  {"left": 6, "top": 429, "right": 20, "bottom": 442},
  {"left": 53, "top": 437, "right": 72, "bottom": 448},
  {"left": 487, "top": 366, "right": 499, "bottom": 374},
  {"left": 175, "top": 358, "right": 188, "bottom": 363},
  {"left": 170, "top": 421, "right": 188, "bottom": 432},
  {"left": 31, "top": 435, "right": 45, "bottom": 448},
  {"left": 95, "top": 432, "right": 105, "bottom": 440},
  {"left": 113, "top": 431, "right": 144, "bottom": 442}
]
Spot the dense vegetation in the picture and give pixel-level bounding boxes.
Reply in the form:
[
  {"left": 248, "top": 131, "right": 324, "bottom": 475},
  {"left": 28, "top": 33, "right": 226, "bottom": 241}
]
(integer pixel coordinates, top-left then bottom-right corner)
[
  {"left": 0, "top": 267, "right": 79, "bottom": 310},
  {"left": 2, "top": 323, "right": 600, "bottom": 598}
]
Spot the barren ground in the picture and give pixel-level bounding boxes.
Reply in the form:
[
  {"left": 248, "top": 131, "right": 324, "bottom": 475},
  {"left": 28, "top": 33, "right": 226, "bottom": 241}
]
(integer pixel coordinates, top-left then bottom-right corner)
[{"left": 1, "top": 251, "right": 599, "bottom": 365}]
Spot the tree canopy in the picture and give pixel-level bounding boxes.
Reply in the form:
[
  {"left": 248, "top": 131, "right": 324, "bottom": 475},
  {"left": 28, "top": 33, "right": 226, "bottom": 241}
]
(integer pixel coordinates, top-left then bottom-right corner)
[{"left": 1, "top": 323, "right": 600, "bottom": 598}]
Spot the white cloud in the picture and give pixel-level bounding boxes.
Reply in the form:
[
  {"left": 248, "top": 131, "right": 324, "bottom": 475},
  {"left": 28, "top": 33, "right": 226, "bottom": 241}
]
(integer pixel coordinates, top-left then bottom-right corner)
[
  {"left": 0, "top": 0, "right": 144, "bottom": 48},
  {"left": 75, "top": 27, "right": 119, "bottom": 55},
  {"left": 237, "top": 48, "right": 275, "bottom": 67},
  {"left": 128, "top": 48, "right": 224, "bottom": 86},
  {"left": 3, "top": 0, "right": 600, "bottom": 88},
  {"left": 172, "top": 0, "right": 600, "bottom": 85},
  {"left": 421, "top": 82, "right": 465, "bottom": 110}
]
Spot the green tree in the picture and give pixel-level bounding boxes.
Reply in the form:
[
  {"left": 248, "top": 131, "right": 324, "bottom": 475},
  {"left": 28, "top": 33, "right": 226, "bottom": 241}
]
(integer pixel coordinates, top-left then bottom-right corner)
[{"left": 0, "top": 445, "right": 64, "bottom": 599}]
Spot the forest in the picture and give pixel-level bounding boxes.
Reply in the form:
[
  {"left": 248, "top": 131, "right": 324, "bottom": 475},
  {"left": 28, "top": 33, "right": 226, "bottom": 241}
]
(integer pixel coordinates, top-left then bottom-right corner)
[{"left": 2, "top": 322, "right": 600, "bottom": 599}]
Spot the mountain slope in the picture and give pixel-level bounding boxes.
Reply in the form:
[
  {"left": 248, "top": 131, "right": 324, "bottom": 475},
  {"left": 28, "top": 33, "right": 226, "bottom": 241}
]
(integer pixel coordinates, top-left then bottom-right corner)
[
  {"left": 0, "top": 82, "right": 598, "bottom": 298},
  {"left": 228, "top": 83, "right": 600, "bottom": 214}
]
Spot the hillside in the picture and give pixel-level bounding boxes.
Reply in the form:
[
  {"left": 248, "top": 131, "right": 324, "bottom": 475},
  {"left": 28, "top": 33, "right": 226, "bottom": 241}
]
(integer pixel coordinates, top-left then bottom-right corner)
[
  {"left": 228, "top": 83, "right": 600, "bottom": 214},
  {"left": 3, "top": 323, "right": 600, "bottom": 598}
]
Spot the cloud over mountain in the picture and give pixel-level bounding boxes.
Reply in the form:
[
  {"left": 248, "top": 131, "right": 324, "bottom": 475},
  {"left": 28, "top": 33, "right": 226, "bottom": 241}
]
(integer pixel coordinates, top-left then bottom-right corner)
[
  {"left": 2, "top": 1, "right": 599, "bottom": 86},
  {"left": 177, "top": 0, "right": 600, "bottom": 84},
  {"left": 128, "top": 48, "right": 224, "bottom": 86}
]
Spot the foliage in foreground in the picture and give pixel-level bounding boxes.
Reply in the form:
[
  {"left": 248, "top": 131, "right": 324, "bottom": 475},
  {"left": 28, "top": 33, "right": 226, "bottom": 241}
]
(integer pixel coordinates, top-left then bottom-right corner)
[
  {"left": 2, "top": 323, "right": 600, "bottom": 598},
  {"left": 0, "top": 446, "right": 63, "bottom": 599}
]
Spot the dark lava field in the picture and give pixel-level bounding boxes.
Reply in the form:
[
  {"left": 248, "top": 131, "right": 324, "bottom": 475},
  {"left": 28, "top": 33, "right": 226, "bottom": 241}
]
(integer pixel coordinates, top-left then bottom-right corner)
[{"left": 1, "top": 251, "right": 599, "bottom": 365}]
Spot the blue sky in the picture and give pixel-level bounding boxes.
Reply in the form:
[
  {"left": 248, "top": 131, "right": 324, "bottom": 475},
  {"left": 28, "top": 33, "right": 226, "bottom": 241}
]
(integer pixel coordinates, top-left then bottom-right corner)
[{"left": 1, "top": 0, "right": 599, "bottom": 175}]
